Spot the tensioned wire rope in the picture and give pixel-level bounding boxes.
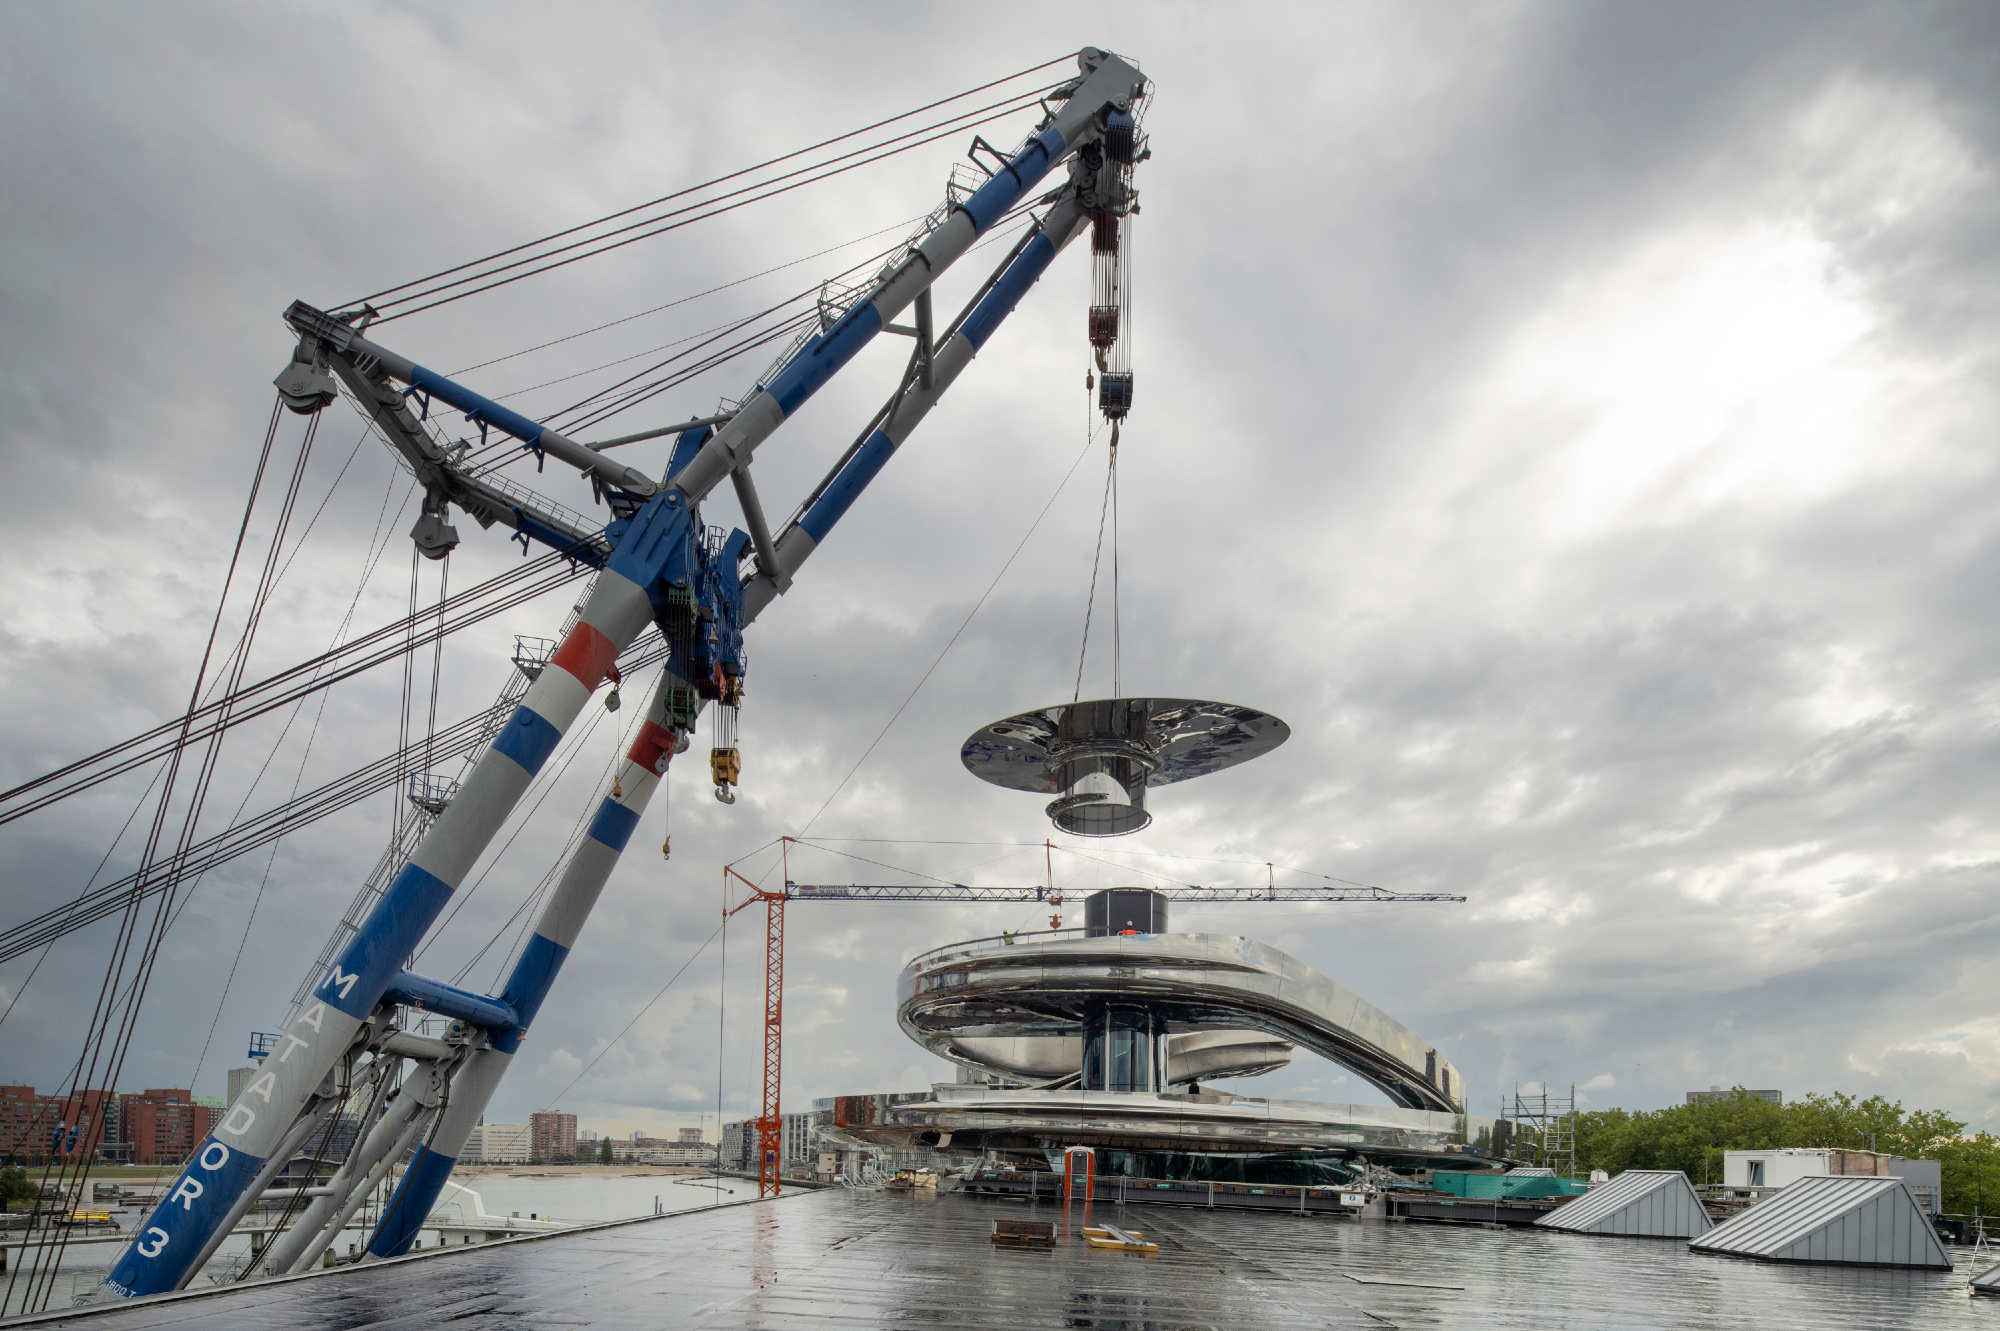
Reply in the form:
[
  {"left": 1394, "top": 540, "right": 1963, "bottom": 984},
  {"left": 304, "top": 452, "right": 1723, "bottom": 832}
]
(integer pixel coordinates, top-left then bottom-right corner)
[
  {"left": 415, "top": 236, "right": 904, "bottom": 479},
  {"left": 347, "top": 57, "right": 1073, "bottom": 321},
  {"left": 0, "top": 102, "right": 1058, "bottom": 828},
  {"left": 370, "top": 93, "right": 1051, "bottom": 325},
  {"left": 0, "top": 428, "right": 407, "bottom": 1040},
  {"left": 483, "top": 315, "right": 1162, "bottom": 1159},
  {"left": 360, "top": 86, "right": 1066, "bottom": 325},
  {"left": 6, "top": 241, "right": 1060, "bottom": 1165},
  {"left": 7, "top": 400, "right": 310, "bottom": 1316},
  {"left": 349, "top": 56, "right": 1069, "bottom": 310},
  {"left": 448, "top": 197, "right": 1049, "bottom": 482},
  {"left": 0, "top": 86, "right": 1081, "bottom": 1298},
  {"left": 4, "top": 412, "right": 602, "bottom": 1083},
  {"left": 794, "top": 419, "right": 1109, "bottom": 836},
  {"left": 0, "top": 543, "right": 582, "bottom": 825},
  {"left": 185, "top": 441, "right": 420, "bottom": 1089},
  {"left": 0, "top": 420, "right": 395, "bottom": 852},
  {"left": 0, "top": 186, "right": 1032, "bottom": 955},
  {"left": 444, "top": 211, "right": 936, "bottom": 379},
  {"left": 539, "top": 197, "right": 1047, "bottom": 441}
]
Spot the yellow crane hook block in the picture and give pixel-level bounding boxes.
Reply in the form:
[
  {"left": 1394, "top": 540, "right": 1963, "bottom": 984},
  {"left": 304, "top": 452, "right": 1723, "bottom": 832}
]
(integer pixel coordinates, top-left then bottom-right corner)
[{"left": 710, "top": 747, "right": 741, "bottom": 785}]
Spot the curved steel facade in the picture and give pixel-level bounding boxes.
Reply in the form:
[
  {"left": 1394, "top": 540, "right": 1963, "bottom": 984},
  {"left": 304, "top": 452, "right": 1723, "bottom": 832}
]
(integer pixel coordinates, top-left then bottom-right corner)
[
  {"left": 815, "top": 1084, "right": 1517, "bottom": 1173},
  {"left": 898, "top": 931, "right": 1465, "bottom": 1113}
]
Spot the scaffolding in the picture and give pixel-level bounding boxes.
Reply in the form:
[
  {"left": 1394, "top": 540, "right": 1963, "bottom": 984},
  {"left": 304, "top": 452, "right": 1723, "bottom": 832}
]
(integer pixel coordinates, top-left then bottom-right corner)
[{"left": 1510, "top": 1083, "right": 1577, "bottom": 1176}]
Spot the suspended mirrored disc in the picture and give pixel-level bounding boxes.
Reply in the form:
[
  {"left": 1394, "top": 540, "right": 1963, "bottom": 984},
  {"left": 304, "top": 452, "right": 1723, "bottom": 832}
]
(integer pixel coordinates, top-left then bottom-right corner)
[{"left": 961, "top": 698, "right": 1289, "bottom": 837}]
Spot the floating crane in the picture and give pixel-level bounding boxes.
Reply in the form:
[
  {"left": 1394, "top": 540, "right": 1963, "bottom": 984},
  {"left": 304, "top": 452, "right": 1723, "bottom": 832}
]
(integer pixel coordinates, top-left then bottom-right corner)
[{"left": 96, "top": 47, "right": 1154, "bottom": 1301}]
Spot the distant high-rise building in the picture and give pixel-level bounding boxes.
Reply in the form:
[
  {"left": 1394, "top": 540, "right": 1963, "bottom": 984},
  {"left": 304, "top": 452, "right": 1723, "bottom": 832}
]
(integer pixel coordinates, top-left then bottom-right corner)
[
  {"left": 721, "top": 1121, "right": 753, "bottom": 1172},
  {"left": 0, "top": 1085, "right": 121, "bottom": 1162},
  {"left": 475, "top": 1123, "right": 532, "bottom": 1162},
  {"left": 120, "top": 1089, "right": 219, "bottom": 1164},
  {"left": 718, "top": 1115, "right": 819, "bottom": 1172},
  {"left": 530, "top": 1111, "right": 577, "bottom": 1162},
  {"left": 781, "top": 1112, "right": 816, "bottom": 1167},
  {"left": 677, "top": 1127, "right": 704, "bottom": 1144}
]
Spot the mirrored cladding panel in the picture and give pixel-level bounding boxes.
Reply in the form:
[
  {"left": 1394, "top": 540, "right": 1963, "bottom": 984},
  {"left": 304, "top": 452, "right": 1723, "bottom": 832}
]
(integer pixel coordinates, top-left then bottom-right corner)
[
  {"left": 961, "top": 697, "right": 1289, "bottom": 837},
  {"left": 1084, "top": 888, "right": 1168, "bottom": 936}
]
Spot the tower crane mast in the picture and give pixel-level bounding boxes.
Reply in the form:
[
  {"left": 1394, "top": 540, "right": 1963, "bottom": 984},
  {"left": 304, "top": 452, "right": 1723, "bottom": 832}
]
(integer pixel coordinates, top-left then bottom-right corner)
[{"left": 100, "top": 47, "right": 1151, "bottom": 1301}]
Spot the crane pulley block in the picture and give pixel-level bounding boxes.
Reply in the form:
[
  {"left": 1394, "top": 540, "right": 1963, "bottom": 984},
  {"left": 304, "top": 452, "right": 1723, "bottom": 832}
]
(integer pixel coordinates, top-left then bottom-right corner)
[
  {"left": 663, "top": 683, "right": 701, "bottom": 732},
  {"left": 711, "top": 747, "right": 741, "bottom": 786}
]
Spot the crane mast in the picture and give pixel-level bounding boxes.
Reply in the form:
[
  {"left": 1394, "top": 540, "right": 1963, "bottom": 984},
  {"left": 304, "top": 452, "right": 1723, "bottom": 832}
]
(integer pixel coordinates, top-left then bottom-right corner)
[{"left": 98, "top": 47, "right": 1149, "bottom": 1301}]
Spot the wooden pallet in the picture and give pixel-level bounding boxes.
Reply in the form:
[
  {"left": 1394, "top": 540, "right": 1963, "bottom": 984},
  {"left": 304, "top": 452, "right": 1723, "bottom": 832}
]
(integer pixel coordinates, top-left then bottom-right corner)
[{"left": 992, "top": 1218, "right": 1056, "bottom": 1247}]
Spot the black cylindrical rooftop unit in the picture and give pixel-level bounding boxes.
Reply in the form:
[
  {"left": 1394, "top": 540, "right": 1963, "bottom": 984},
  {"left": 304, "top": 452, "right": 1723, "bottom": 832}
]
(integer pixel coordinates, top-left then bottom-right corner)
[{"left": 1084, "top": 888, "right": 1168, "bottom": 937}]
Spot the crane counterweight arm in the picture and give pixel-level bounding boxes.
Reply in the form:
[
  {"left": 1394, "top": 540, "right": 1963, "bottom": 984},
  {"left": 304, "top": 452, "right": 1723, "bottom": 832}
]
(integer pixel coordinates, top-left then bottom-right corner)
[{"left": 284, "top": 300, "right": 658, "bottom": 501}]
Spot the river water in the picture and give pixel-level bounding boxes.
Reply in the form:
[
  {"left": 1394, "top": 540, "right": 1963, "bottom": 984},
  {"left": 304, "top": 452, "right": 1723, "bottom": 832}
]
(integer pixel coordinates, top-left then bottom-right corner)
[{"left": 0, "top": 1171, "right": 751, "bottom": 1318}]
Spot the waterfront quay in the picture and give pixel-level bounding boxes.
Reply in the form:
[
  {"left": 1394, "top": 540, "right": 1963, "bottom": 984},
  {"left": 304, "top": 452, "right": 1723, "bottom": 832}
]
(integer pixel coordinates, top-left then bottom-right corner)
[{"left": 11, "top": 1186, "right": 1990, "bottom": 1329}]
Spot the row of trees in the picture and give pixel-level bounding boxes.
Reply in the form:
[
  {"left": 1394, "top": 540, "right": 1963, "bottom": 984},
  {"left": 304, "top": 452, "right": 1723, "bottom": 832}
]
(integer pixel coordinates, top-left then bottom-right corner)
[{"left": 1543, "top": 1089, "right": 1998, "bottom": 1216}]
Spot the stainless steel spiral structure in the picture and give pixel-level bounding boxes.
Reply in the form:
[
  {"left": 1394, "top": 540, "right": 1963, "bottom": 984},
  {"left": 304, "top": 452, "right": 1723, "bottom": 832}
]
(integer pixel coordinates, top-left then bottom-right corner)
[{"left": 818, "top": 889, "right": 1519, "bottom": 1175}]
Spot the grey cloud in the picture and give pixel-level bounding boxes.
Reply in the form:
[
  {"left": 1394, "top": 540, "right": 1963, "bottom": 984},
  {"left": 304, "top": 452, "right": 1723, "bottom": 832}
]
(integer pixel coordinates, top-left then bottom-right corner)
[{"left": 6, "top": 0, "right": 2000, "bottom": 1141}]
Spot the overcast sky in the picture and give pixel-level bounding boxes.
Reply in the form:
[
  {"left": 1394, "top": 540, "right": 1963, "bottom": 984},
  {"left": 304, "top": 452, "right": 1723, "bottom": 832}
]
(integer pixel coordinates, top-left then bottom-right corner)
[{"left": 5, "top": 1, "right": 2000, "bottom": 1143}]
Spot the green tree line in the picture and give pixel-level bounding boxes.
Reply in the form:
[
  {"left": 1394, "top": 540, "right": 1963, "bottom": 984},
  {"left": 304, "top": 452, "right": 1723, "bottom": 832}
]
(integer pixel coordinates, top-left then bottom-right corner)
[{"left": 1545, "top": 1088, "right": 2000, "bottom": 1215}]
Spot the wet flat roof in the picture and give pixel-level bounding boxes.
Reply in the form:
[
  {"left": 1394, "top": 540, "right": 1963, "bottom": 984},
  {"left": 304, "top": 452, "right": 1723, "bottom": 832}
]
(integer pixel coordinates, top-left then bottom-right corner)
[{"left": 19, "top": 1187, "right": 1990, "bottom": 1329}]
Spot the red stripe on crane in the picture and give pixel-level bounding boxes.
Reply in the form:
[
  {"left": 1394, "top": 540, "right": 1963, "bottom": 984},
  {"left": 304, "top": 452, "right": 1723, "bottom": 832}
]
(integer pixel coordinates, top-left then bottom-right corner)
[
  {"left": 548, "top": 622, "right": 619, "bottom": 690},
  {"left": 629, "top": 719, "right": 677, "bottom": 776}
]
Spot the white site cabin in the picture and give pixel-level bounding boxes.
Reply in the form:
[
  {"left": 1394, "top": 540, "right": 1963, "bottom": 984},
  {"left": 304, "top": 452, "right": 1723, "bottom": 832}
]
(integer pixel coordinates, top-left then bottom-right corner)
[{"left": 1723, "top": 1148, "right": 1941, "bottom": 1215}]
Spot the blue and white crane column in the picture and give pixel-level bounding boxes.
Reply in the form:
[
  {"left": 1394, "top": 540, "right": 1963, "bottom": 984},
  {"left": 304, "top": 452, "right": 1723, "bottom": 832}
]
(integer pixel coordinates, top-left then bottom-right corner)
[
  {"left": 355, "top": 196, "right": 1099, "bottom": 1252},
  {"left": 364, "top": 676, "right": 687, "bottom": 1258},
  {"left": 101, "top": 490, "right": 695, "bottom": 1298}
]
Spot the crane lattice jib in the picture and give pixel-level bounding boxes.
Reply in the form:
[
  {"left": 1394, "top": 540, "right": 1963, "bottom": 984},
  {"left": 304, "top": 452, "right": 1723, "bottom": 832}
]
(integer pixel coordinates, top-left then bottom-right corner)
[
  {"left": 101, "top": 47, "right": 1148, "bottom": 1300},
  {"left": 782, "top": 883, "right": 1465, "bottom": 903}
]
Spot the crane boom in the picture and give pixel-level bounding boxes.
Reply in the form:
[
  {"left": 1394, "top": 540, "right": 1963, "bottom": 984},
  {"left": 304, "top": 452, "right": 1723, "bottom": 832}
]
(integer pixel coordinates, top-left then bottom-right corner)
[{"left": 99, "top": 47, "right": 1150, "bottom": 1300}]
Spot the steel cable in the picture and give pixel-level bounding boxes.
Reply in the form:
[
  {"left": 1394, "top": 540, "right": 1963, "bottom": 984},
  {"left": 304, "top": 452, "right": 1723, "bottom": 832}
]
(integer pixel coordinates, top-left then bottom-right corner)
[
  {"left": 6, "top": 400, "right": 295, "bottom": 1314},
  {"left": 353, "top": 60, "right": 1070, "bottom": 318},
  {"left": 0, "top": 640, "right": 671, "bottom": 966},
  {"left": 0, "top": 554, "right": 586, "bottom": 825}
]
